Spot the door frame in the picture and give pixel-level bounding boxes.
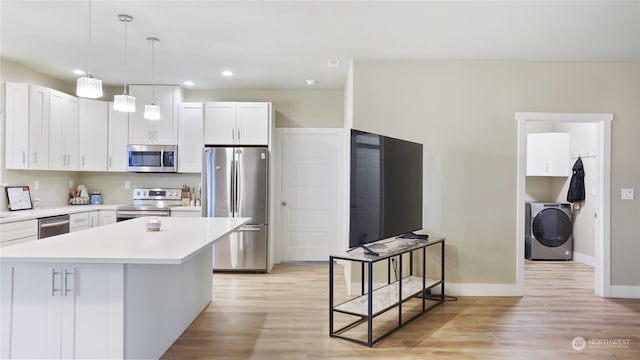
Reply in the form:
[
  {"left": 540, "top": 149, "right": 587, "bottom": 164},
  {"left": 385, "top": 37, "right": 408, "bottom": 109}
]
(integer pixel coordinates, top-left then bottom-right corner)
[
  {"left": 273, "top": 128, "right": 347, "bottom": 263},
  {"left": 515, "top": 112, "right": 613, "bottom": 297}
]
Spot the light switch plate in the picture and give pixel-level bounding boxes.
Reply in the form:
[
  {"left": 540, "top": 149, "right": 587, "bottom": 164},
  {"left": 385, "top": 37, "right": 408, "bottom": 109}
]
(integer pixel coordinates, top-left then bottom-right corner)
[
  {"left": 124, "top": 181, "right": 131, "bottom": 190},
  {"left": 34, "top": 180, "right": 40, "bottom": 190},
  {"left": 621, "top": 188, "right": 634, "bottom": 200}
]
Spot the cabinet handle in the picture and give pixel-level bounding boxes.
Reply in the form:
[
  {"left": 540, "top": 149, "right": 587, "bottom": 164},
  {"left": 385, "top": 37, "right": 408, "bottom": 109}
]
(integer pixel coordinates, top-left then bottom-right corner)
[
  {"left": 149, "top": 130, "right": 153, "bottom": 141},
  {"left": 22, "top": 151, "right": 26, "bottom": 165},
  {"left": 63, "top": 269, "right": 74, "bottom": 296},
  {"left": 51, "top": 269, "right": 61, "bottom": 296},
  {"left": 82, "top": 155, "right": 85, "bottom": 167},
  {"left": 237, "top": 129, "right": 240, "bottom": 141},
  {"left": 33, "top": 152, "right": 37, "bottom": 165},
  {"left": 109, "top": 157, "right": 112, "bottom": 168}
]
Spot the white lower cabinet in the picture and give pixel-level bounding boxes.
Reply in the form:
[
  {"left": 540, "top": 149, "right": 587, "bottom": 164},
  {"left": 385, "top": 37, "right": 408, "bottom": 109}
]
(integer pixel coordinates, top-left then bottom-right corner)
[
  {"left": 0, "top": 219, "right": 38, "bottom": 247},
  {"left": 70, "top": 212, "right": 89, "bottom": 232},
  {"left": 0, "top": 262, "right": 125, "bottom": 359},
  {"left": 99, "top": 210, "right": 117, "bottom": 226}
]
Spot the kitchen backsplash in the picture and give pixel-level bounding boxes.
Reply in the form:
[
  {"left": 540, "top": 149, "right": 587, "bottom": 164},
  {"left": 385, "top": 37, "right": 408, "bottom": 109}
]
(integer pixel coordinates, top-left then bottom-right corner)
[{"left": 1, "top": 170, "right": 201, "bottom": 210}]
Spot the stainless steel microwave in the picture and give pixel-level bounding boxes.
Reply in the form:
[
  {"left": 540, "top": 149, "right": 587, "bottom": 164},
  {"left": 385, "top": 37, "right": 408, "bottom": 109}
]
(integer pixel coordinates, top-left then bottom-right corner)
[{"left": 127, "top": 144, "right": 178, "bottom": 173}]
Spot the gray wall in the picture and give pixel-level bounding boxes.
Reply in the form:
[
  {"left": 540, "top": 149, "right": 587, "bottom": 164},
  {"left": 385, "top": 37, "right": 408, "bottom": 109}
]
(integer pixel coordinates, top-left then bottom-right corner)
[{"left": 349, "top": 60, "right": 639, "bottom": 287}]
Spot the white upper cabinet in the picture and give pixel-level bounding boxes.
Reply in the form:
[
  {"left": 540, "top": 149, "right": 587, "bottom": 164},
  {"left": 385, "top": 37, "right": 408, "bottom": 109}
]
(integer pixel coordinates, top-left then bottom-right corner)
[
  {"left": 4, "top": 82, "right": 29, "bottom": 169},
  {"left": 49, "top": 90, "right": 79, "bottom": 170},
  {"left": 108, "top": 103, "right": 129, "bottom": 172},
  {"left": 128, "top": 85, "right": 183, "bottom": 145},
  {"left": 204, "top": 102, "right": 270, "bottom": 145},
  {"left": 28, "top": 85, "right": 50, "bottom": 170},
  {"left": 78, "top": 99, "right": 108, "bottom": 171},
  {"left": 178, "top": 103, "right": 204, "bottom": 173},
  {"left": 526, "top": 132, "right": 571, "bottom": 177}
]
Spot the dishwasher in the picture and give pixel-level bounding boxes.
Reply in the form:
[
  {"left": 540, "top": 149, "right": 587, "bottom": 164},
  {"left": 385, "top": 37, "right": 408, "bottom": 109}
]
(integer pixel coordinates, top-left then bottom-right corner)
[{"left": 38, "top": 214, "right": 70, "bottom": 239}]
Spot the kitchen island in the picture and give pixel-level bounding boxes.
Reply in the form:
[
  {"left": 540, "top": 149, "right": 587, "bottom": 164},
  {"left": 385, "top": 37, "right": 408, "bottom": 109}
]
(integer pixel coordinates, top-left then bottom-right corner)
[{"left": 0, "top": 216, "right": 249, "bottom": 359}]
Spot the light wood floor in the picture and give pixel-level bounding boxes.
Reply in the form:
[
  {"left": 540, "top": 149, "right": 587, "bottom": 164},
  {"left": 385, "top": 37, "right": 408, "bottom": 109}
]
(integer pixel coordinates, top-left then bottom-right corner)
[{"left": 161, "top": 261, "right": 639, "bottom": 359}]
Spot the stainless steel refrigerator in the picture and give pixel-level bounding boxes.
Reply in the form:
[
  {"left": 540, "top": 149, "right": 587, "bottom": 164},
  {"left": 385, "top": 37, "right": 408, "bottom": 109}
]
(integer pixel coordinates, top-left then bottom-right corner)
[{"left": 202, "top": 147, "right": 268, "bottom": 271}]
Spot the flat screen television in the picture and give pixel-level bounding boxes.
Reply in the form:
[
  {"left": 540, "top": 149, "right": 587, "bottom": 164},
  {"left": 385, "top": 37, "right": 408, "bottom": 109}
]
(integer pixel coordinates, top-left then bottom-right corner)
[{"left": 349, "top": 129, "right": 423, "bottom": 249}]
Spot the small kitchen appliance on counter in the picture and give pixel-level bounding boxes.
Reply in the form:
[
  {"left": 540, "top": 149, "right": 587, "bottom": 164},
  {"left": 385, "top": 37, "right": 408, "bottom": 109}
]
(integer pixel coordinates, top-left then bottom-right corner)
[{"left": 116, "top": 187, "right": 182, "bottom": 221}]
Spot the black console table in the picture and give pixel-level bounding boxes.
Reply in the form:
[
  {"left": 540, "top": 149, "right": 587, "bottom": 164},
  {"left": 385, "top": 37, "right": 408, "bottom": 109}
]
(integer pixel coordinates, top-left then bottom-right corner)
[{"left": 329, "top": 237, "right": 445, "bottom": 347}]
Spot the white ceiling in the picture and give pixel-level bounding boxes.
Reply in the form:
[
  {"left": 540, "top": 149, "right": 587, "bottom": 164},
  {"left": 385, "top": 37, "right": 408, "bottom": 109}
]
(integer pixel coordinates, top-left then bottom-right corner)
[{"left": 2, "top": 1, "right": 639, "bottom": 91}]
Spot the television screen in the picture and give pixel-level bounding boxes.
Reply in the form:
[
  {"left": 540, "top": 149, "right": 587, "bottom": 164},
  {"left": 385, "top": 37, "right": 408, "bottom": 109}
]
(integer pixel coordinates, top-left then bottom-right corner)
[{"left": 349, "top": 129, "right": 423, "bottom": 249}]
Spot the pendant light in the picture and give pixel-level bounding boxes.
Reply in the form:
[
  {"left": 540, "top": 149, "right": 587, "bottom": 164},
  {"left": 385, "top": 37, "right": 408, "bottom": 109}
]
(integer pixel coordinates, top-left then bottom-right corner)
[
  {"left": 144, "top": 37, "right": 161, "bottom": 120},
  {"left": 113, "top": 14, "right": 135, "bottom": 112},
  {"left": 76, "top": 0, "right": 103, "bottom": 99}
]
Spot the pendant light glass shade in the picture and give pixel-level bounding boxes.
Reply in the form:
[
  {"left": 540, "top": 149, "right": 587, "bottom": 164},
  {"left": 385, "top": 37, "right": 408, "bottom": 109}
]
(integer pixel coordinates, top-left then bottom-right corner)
[
  {"left": 114, "top": 14, "right": 135, "bottom": 112},
  {"left": 144, "top": 104, "right": 161, "bottom": 120},
  {"left": 144, "top": 37, "right": 161, "bottom": 120},
  {"left": 76, "top": 0, "right": 103, "bottom": 99},
  {"left": 114, "top": 94, "right": 136, "bottom": 112},
  {"left": 76, "top": 75, "right": 103, "bottom": 99}
]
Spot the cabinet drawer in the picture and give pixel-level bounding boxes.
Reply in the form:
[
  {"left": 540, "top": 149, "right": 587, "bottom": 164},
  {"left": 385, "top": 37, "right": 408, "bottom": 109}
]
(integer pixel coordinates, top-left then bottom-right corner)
[
  {"left": 0, "top": 219, "right": 38, "bottom": 243},
  {"left": 70, "top": 212, "right": 89, "bottom": 231}
]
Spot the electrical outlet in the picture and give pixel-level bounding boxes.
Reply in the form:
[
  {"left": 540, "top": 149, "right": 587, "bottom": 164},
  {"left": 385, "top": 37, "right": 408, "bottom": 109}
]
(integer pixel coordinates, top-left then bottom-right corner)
[
  {"left": 621, "top": 188, "right": 634, "bottom": 200},
  {"left": 69, "top": 180, "right": 74, "bottom": 189},
  {"left": 34, "top": 180, "right": 40, "bottom": 190},
  {"left": 124, "top": 181, "right": 131, "bottom": 190}
]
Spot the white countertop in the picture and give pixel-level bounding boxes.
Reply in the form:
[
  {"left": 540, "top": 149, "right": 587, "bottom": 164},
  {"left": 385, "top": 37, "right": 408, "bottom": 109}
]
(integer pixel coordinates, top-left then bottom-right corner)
[
  {"left": 0, "top": 217, "right": 250, "bottom": 264},
  {"left": 0, "top": 204, "right": 121, "bottom": 224}
]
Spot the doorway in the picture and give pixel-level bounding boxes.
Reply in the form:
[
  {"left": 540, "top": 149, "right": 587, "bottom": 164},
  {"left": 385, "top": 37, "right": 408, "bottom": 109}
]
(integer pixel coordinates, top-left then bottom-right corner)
[{"left": 515, "top": 112, "right": 613, "bottom": 297}]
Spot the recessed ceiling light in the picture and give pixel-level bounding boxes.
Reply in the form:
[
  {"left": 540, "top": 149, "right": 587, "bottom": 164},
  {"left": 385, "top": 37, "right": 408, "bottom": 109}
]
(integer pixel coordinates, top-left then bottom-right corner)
[
  {"left": 306, "top": 79, "right": 317, "bottom": 86},
  {"left": 73, "top": 69, "right": 86, "bottom": 75},
  {"left": 221, "top": 70, "right": 234, "bottom": 77},
  {"left": 183, "top": 81, "right": 195, "bottom": 86}
]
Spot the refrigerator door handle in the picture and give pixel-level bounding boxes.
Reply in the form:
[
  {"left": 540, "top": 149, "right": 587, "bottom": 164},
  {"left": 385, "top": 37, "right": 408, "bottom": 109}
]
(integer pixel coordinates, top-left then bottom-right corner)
[
  {"left": 237, "top": 225, "right": 262, "bottom": 231},
  {"left": 236, "top": 152, "right": 242, "bottom": 218}
]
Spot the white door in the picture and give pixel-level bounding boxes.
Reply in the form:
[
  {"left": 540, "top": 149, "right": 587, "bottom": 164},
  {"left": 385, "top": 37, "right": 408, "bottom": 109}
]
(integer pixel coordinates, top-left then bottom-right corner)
[{"left": 278, "top": 129, "right": 344, "bottom": 261}]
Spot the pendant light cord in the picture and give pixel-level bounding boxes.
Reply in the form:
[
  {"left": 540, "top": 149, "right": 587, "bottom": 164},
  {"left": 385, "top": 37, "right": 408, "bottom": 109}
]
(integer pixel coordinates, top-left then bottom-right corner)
[
  {"left": 88, "top": 0, "right": 92, "bottom": 77},
  {"left": 151, "top": 39, "right": 156, "bottom": 103},
  {"left": 123, "top": 17, "right": 129, "bottom": 94}
]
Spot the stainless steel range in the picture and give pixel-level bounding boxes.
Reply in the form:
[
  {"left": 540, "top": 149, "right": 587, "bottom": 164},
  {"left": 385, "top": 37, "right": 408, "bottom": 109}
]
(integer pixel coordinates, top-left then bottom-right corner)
[{"left": 116, "top": 188, "right": 182, "bottom": 221}]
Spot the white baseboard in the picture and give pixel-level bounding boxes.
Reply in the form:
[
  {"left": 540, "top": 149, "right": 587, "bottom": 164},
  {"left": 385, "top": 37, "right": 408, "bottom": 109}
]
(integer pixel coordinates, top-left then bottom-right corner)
[
  {"left": 608, "top": 285, "right": 640, "bottom": 299},
  {"left": 573, "top": 252, "right": 595, "bottom": 267}
]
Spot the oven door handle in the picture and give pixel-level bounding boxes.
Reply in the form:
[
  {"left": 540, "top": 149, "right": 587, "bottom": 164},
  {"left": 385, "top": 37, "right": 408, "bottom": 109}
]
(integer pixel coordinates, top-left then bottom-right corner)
[
  {"left": 117, "top": 211, "right": 171, "bottom": 217},
  {"left": 40, "top": 220, "right": 71, "bottom": 228}
]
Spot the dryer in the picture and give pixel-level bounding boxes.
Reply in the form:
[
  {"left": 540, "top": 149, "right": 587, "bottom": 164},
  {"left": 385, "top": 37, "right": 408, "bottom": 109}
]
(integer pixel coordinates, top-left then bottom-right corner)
[{"left": 525, "top": 202, "right": 573, "bottom": 260}]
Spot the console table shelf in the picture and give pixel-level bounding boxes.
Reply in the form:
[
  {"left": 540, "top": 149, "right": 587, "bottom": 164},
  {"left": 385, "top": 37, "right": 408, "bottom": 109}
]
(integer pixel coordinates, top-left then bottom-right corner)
[{"left": 329, "top": 237, "right": 445, "bottom": 347}]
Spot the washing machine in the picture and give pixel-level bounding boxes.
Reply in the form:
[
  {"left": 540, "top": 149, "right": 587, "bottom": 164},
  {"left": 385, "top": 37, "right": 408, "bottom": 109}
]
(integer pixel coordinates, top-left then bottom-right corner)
[{"left": 525, "top": 202, "right": 573, "bottom": 260}]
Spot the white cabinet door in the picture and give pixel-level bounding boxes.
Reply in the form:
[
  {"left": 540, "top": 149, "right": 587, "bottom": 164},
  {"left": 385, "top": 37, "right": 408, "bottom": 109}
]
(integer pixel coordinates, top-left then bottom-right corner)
[
  {"left": 98, "top": 210, "right": 117, "bottom": 226},
  {"left": 49, "top": 90, "right": 79, "bottom": 170},
  {"left": 79, "top": 99, "right": 109, "bottom": 171},
  {"left": 526, "top": 133, "right": 571, "bottom": 176},
  {"left": 128, "top": 85, "right": 182, "bottom": 145},
  {"left": 237, "top": 102, "right": 269, "bottom": 145},
  {"left": 0, "top": 263, "right": 125, "bottom": 359},
  {"left": 204, "top": 102, "right": 236, "bottom": 145},
  {"left": 61, "top": 264, "right": 125, "bottom": 359},
  {"left": 1, "top": 263, "right": 64, "bottom": 358},
  {"left": 88, "top": 211, "right": 99, "bottom": 228},
  {"left": 4, "top": 82, "right": 29, "bottom": 169},
  {"left": 108, "top": 103, "right": 129, "bottom": 172},
  {"left": 178, "top": 103, "right": 204, "bottom": 173},
  {"left": 28, "top": 85, "right": 50, "bottom": 170}
]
